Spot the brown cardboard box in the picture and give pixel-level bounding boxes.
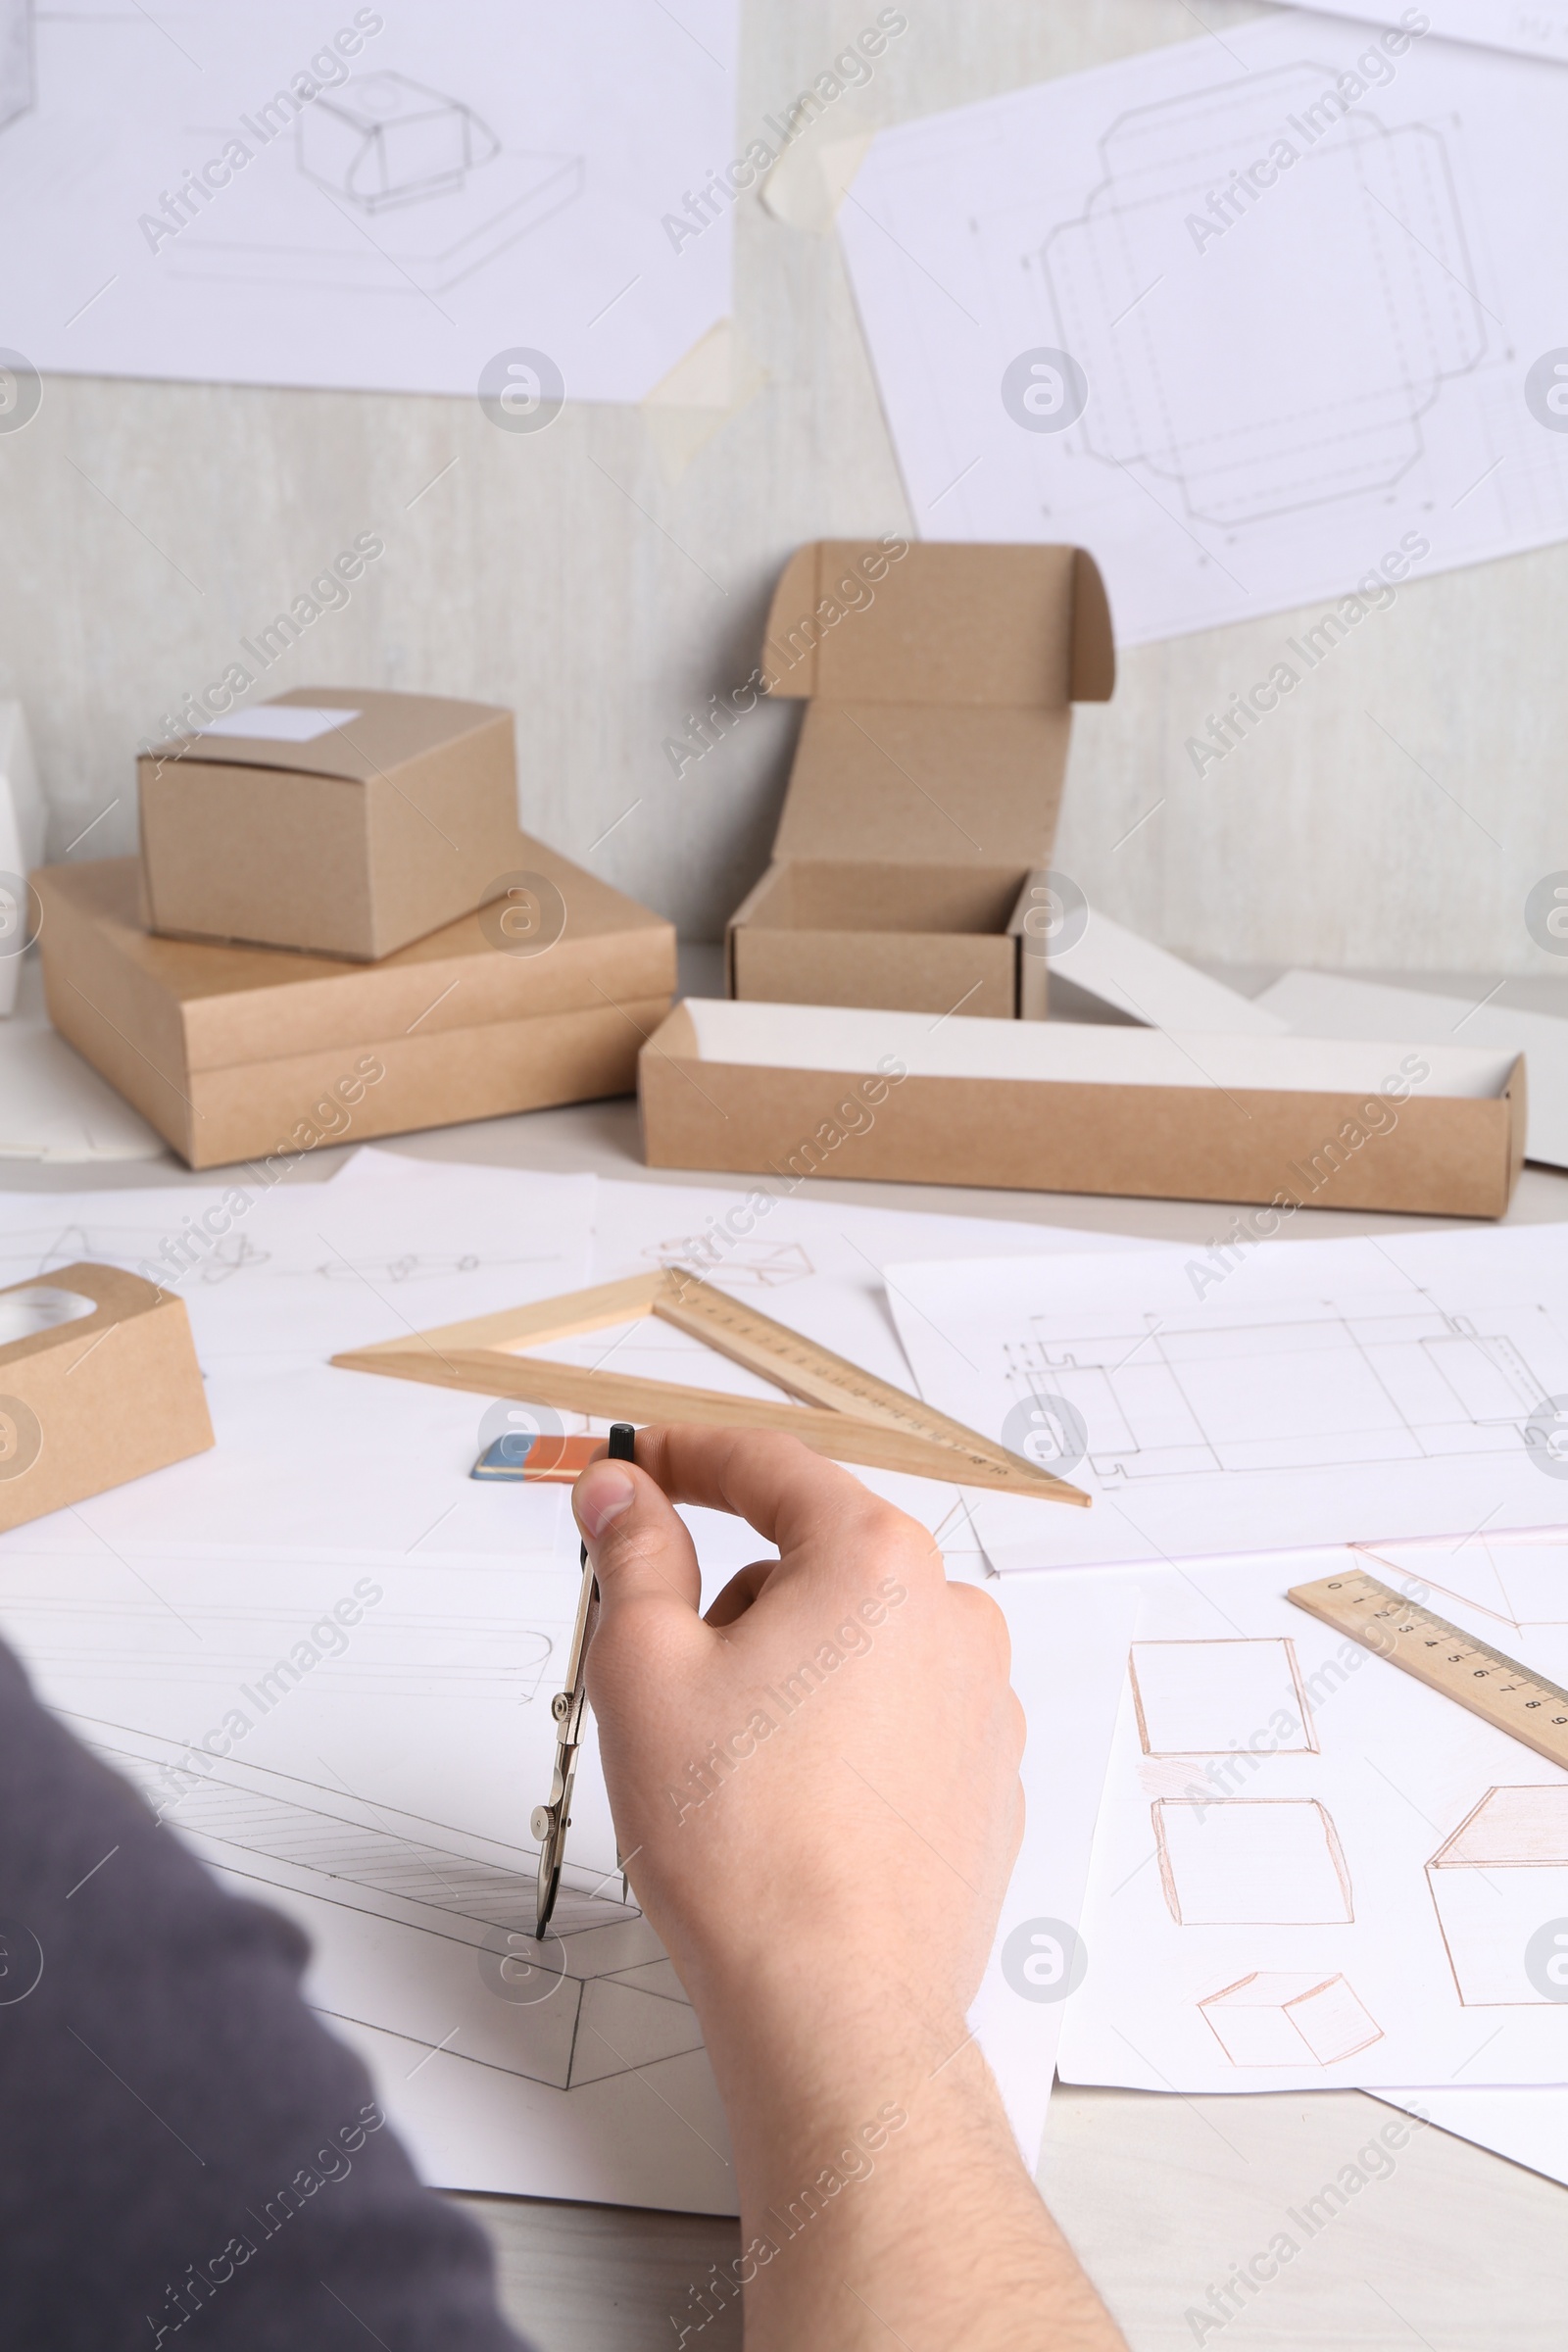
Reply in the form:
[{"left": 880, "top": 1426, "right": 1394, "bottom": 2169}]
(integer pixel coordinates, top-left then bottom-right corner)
[
  {"left": 639, "top": 1000, "right": 1526, "bottom": 1218},
  {"left": 35, "top": 848, "right": 675, "bottom": 1171},
  {"left": 0, "top": 1263, "right": 214, "bottom": 1532},
  {"left": 139, "top": 687, "right": 522, "bottom": 960},
  {"left": 726, "top": 540, "right": 1115, "bottom": 1018}
]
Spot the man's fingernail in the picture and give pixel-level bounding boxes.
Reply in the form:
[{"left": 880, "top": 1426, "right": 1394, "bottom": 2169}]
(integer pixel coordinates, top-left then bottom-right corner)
[{"left": 574, "top": 1464, "right": 635, "bottom": 1542}]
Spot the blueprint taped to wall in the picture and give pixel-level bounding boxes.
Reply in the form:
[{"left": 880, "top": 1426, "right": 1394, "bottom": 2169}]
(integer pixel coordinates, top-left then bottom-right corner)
[
  {"left": 0, "top": 0, "right": 737, "bottom": 401},
  {"left": 838, "top": 12, "right": 1568, "bottom": 642}
]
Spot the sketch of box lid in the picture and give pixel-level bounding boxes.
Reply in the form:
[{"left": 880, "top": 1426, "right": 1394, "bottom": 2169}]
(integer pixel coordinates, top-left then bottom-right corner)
[
  {"left": 1153, "top": 1796, "right": 1354, "bottom": 1926},
  {"left": 167, "top": 72, "right": 584, "bottom": 296},
  {"left": 1041, "top": 60, "right": 1486, "bottom": 528},
  {"left": 1428, "top": 1784, "right": 1568, "bottom": 2007},
  {"left": 1129, "top": 1637, "right": 1317, "bottom": 1757},
  {"left": 82, "top": 1717, "right": 702, "bottom": 2091}
]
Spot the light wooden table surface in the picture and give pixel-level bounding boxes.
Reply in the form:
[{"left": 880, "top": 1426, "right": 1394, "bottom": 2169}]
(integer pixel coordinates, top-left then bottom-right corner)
[{"left": 8, "top": 960, "right": 1568, "bottom": 2349}]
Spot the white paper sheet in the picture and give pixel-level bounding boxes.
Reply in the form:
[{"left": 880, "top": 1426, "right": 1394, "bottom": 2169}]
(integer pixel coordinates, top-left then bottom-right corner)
[
  {"left": 837, "top": 14, "right": 1568, "bottom": 644},
  {"left": 0, "top": 1153, "right": 1144, "bottom": 2202},
  {"left": 1058, "top": 1544, "right": 1568, "bottom": 2093},
  {"left": 0, "top": 1, "right": 738, "bottom": 402},
  {"left": 0, "top": 961, "right": 168, "bottom": 1160},
  {"left": 1279, "top": 1, "right": 1568, "bottom": 63},
  {"left": 1259, "top": 967, "right": 1568, "bottom": 1170},
  {"left": 0, "top": 1159, "right": 599, "bottom": 1563},
  {"left": 886, "top": 1229, "right": 1568, "bottom": 1577},
  {"left": 1377, "top": 2089, "right": 1568, "bottom": 2187},
  {"left": 200, "top": 705, "right": 362, "bottom": 742},
  {"left": 1048, "top": 908, "right": 1287, "bottom": 1036}
]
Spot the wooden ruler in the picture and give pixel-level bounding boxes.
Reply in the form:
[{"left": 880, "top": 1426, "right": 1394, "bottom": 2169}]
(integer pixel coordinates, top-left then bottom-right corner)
[
  {"left": 332, "top": 1265, "right": 1089, "bottom": 1507},
  {"left": 1288, "top": 1564, "right": 1568, "bottom": 1771}
]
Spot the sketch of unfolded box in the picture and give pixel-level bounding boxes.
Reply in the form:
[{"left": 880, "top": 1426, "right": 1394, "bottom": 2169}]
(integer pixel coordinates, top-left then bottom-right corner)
[
  {"left": 1153, "top": 1799, "right": 1353, "bottom": 1926},
  {"left": 89, "top": 1724, "right": 704, "bottom": 2090},
  {"left": 1200, "top": 1971, "right": 1383, "bottom": 2067},
  {"left": 299, "top": 73, "right": 502, "bottom": 212},
  {"left": 0, "top": 0, "right": 32, "bottom": 134},
  {"left": 1428, "top": 1786, "right": 1568, "bottom": 2005},
  {"left": 1042, "top": 62, "right": 1486, "bottom": 527},
  {"left": 1129, "top": 1638, "right": 1316, "bottom": 1756}
]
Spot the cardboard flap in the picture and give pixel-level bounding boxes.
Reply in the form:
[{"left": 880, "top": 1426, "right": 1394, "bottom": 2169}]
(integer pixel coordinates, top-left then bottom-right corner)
[
  {"left": 772, "top": 703, "right": 1072, "bottom": 865},
  {"left": 1070, "top": 548, "right": 1116, "bottom": 703},
  {"left": 141, "top": 688, "right": 511, "bottom": 782},
  {"left": 761, "top": 541, "right": 1113, "bottom": 709}
]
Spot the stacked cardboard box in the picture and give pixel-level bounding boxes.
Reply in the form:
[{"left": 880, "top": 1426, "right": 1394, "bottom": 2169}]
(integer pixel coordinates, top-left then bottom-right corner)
[{"left": 36, "top": 689, "right": 675, "bottom": 1169}]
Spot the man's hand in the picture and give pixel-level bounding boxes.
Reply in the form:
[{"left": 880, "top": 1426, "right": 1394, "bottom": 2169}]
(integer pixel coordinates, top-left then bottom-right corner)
[{"left": 573, "top": 1426, "right": 1125, "bottom": 2352}]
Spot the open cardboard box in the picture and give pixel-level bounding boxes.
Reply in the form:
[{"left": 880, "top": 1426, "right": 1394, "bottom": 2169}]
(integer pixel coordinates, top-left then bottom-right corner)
[
  {"left": 640, "top": 1000, "right": 1526, "bottom": 1218},
  {"left": 726, "top": 540, "right": 1115, "bottom": 1019},
  {"left": 35, "top": 846, "right": 674, "bottom": 1171},
  {"left": 139, "top": 688, "right": 522, "bottom": 961}
]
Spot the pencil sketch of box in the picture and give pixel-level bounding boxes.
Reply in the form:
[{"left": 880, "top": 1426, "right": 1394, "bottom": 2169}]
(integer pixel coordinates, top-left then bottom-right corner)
[
  {"left": 1129, "top": 1638, "right": 1316, "bottom": 1756},
  {"left": 0, "top": 0, "right": 32, "bottom": 134},
  {"left": 299, "top": 73, "right": 502, "bottom": 212},
  {"left": 1200, "top": 1971, "right": 1382, "bottom": 2067},
  {"left": 1428, "top": 1785, "right": 1568, "bottom": 2005},
  {"left": 1153, "top": 1799, "right": 1353, "bottom": 1926}
]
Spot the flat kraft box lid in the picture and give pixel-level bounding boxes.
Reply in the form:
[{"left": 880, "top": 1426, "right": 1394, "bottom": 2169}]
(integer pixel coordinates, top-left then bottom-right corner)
[
  {"left": 639, "top": 1001, "right": 1525, "bottom": 1217},
  {"left": 33, "top": 852, "right": 675, "bottom": 1072},
  {"left": 140, "top": 686, "right": 509, "bottom": 781},
  {"left": 756, "top": 540, "right": 1114, "bottom": 871}
]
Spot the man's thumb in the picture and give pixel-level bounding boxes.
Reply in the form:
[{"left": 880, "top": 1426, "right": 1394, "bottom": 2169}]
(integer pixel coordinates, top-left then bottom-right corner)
[{"left": 572, "top": 1459, "right": 701, "bottom": 1622}]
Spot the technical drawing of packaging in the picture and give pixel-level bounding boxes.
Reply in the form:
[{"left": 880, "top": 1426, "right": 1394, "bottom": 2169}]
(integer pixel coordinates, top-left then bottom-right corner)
[
  {"left": 1153, "top": 1797, "right": 1353, "bottom": 1926},
  {"left": 299, "top": 73, "right": 501, "bottom": 212},
  {"left": 1428, "top": 1785, "right": 1568, "bottom": 2004},
  {"left": 0, "top": 0, "right": 32, "bottom": 134},
  {"left": 1043, "top": 62, "right": 1487, "bottom": 528},
  {"left": 1199, "top": 1970, "right": 1383, "bottom": 2066},
  {"left": 96, "top": 1726, "right": 706, "bottom": 2091}
]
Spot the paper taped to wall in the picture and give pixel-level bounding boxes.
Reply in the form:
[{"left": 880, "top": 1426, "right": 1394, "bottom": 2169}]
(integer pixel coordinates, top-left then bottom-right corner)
[
  {"left": 838, "top": 13, "right": 1568, "bottom": 643},
  {"left": 0, "top": 1, "right": 738, "bottom": 402},
  {"left": 1277, "top": 1, "right": 1568, "bottom": 64}
]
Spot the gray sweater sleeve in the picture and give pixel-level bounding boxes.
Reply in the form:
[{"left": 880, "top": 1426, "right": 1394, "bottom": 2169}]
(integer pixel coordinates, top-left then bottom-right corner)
[{"left": 0, "top": 1638, "right": 532, "bottom": 2352}]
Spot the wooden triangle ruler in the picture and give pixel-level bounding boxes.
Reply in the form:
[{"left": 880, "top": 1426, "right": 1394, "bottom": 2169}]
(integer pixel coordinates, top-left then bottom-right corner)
[{"left": 331, "top": 1265, "right": 1089, "bottom": 1507}]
